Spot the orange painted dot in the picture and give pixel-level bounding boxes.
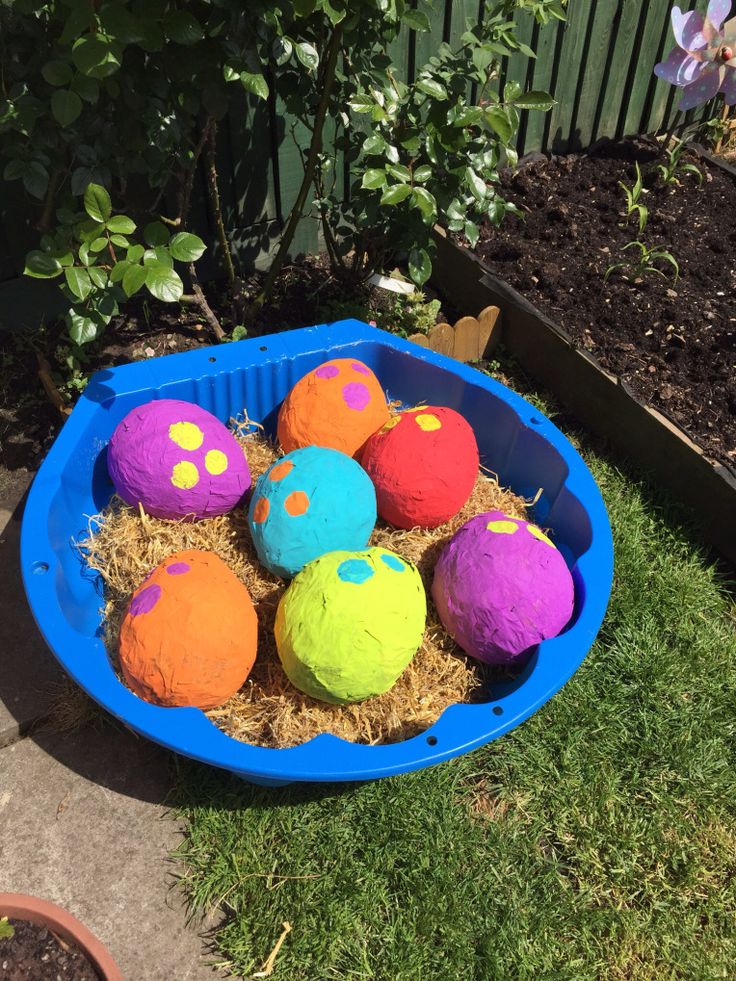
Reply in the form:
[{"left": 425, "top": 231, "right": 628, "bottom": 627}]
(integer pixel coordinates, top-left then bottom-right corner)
[
  {"left": 252, "top": 497, "right": 270, "bottom": 524},
  {"left": 269, "top": 460, "right": 294, "bottom": 482},
  {"left": 284, "top": 490, "right": 310, "bottom": 516}
]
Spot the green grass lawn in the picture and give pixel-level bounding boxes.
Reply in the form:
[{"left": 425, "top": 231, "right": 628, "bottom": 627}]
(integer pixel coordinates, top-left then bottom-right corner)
[{"left": 174, "top": 409, "right": 736, "bottom": 980}]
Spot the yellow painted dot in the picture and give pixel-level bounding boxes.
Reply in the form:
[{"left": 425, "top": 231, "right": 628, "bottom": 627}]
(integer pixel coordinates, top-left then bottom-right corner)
[
  {"left": 405, "top": 406, "right": 425, "bottom": 413},
  {"left": 205, "top": 449, "right": 228, "bottom": 475},
  {"left": 527, "top": 524, "right": 554, "bottom": 547},
  {"left": 171, "top": 461, "right": 199, "bottom": 490},
  {"left": 486, "top": 519, "right": 519, "bottom": 535},
  {"left": 381, "top": 416, "right": 402, "bottom": 432},
  {"left": 169, "top": 421, "right": 203, "bottom": 451},
  {"left": 415, "top": 413, "right": 442, "bottom": 432}
]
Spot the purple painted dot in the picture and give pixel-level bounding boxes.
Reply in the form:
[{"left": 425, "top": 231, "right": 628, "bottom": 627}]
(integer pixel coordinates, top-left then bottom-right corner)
[
  {"left": 166, "top": 562, "right": 190, "bottom": 576},
  {"left": 129, "top": 583, "right": 161, "bottom": 617},
  {"left": 342, "top": 381, "right": 371, "bottom": 411},
  {"left": 315, "top": 364, "right": 339, "bottom": 379},
  {"left": 351, "top": 362, "right": 370, "bottom": 375}
]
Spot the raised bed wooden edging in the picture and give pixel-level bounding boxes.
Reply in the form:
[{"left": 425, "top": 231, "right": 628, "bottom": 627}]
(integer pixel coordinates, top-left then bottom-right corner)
[{"left": 430, "top": 226, "right": 736, "bottom": 566}]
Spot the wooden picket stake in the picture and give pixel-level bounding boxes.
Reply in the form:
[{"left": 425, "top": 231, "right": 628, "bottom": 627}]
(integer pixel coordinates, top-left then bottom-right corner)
[{"left": 408, "top": 304, "right": 501, "bottom": 363}]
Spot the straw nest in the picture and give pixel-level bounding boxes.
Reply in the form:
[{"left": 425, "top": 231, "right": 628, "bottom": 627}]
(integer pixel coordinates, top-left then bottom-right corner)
[{"left": 82, "top": 426, "right": 531, "bottom": 748}]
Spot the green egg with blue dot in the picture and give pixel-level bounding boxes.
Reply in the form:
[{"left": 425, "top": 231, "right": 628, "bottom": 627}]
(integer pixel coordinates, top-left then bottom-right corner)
[
  {"left": 275, "top": 547, "right": 427, "bottom": 703},
  {"left": 249, "top": 446, "right": 377, "bottom": 579}
]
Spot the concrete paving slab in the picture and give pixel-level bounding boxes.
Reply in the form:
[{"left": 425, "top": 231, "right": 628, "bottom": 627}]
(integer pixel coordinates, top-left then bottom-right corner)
[
  {"left": 0, "top": 720, "right": 223, "bottom": 980},
  {"left": 0, "top": 468, "right": 66, "bottom": 747}
]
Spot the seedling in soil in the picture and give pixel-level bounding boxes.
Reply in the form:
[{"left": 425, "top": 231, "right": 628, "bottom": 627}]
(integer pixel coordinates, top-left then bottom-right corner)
[
  {"left": 605, "top": 240, "right": 680, "bottom": 283},
  {"left": 0, "top": 917, "right": 15, "bottom": 940},
  {"left": 619, "top": 163, "right": 649, "bottom": 235},
  {"left": 657, "top": 140, "right": 704, "bottom": 187}
]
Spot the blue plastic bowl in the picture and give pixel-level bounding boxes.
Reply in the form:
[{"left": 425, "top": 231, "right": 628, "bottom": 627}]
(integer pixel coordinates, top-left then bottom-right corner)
[{"left": 21, "top": 321, "right": 613, "bottom": 786}]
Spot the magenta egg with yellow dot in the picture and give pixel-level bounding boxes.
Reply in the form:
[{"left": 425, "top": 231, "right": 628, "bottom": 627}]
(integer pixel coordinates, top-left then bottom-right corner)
[
  {"left": 431, "top": 510, "right": 575, "bottom": 665},
  {"left": 360, "top": 404, "right": 479, "bottom": 529},
  {"left": 248, "top": 445, "right": 377, "bottom": 579},
  {"left": 107, "top": 399, "right": 250, "bottom": 520}
]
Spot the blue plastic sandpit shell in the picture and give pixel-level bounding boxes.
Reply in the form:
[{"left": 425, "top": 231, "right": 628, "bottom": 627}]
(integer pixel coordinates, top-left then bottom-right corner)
[
  {"left": 20, "top": 321, "right": 613, "bottom": 787},
  {"left": 248, "top": 446, "right": 377, "bottom": 578}
]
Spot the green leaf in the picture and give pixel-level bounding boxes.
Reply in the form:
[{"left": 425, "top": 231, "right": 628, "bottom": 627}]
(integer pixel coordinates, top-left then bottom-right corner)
[
  {"left": 413, "top": 165, "right": 432, "bottom": 183},
  {"left": 68, "top": 309, "right": 102, "bottom": 345},
  {"left": 144, "top": 247, "right": 174, "bottom": 269},
  {"left": 23, "top": 162, "right": 50, "bottom": 200},
  {"left": 24, "top": 250, "right": 62, "bottom": 279},
  {"left": 127, "top": 244, "right": 145, "bottom": 263},
  {"left": 106, "top": 215, "right": 136, "bottom": 234},
  {"left": 64, "top": 266, "right": 92, "bottom": 300},
  {"left": 89, "top": 237, "right": 108, "bottom": 253},
  {"left": 363, "top": 133, "right": 387, "bottom": 154},
  {"left": 109, "top": 234, "right": 130, "bottom": 248},
  {"left": 294, "top": 42, "right": 319, "bottom": 72},
  {"left": 123, "top": 263, "right": 148, "bottom": 297},
  {"left": 453, "top": 106, "right": 483, "bottom": 127},
  {"left": 51, "top": 89, "right": 82, "bottom": 127},
  {"left": 361, "top": 168, "right": 387, "bottom": 190},
  {"left": 349, "top": 95, "right": 374, "bottom": 113},
  {"left": 511, "top": 90, "right": 555, "bottom": 111},
  {"left": 42, "top": 60, "right": 73, "bottom": 87},
  {"left": 465, "top": 167, "right": 487, "bottom": 203},
  {"left": 240, "top": 72, "right": 269, "bottom": 101},
  {"left": 380, "top": 184, "right": 413, "bottom": 206},
  {"left": 88, "top": 266, "right": 108, "bottom": 289},
  {"left": 145, "top": 262, "right": 184, "bottom": 303},
  {"left": 110, "top": 261, "right": 130, "bottom": 283},
  {"left": 144, "top": 222, "right": 170, "bottom": 247},
  {"left": 84, "top": 184, "right": 112, "bottom": 223},
  {"left": 412, "top": 187, "right": 437, "bottom": 223},
  {"left": 408, "top": 247, "right": 431, "bottom": 286},
  {"left": 403, "top": 9, "right": 430, "bottom": 31},
  {"left": 165, "top": 11, "right": 204, "bottom": 45},
  {"left": 72, "top": 35, "right": 123, "bottom": 79},
  {"left": 169, "top": 232, "right": 206, "bottom": 262},
  {"left": 464, "top": 220, "right": 480, "bottom": 248},
  {"left": 416, "top": 78, "right": 447, "bottom": 101},
  {"left": 387, "top": 163, "right": 412, "bottom": 183},
  {"left": 485, "top": 106, "right": 514, "bottom": 143},
  {"left": 273, "top": 37, "right": 292, "bottom": 65},
  {"left": 71, "top": 73, "right": 100, "bottom": 103}
]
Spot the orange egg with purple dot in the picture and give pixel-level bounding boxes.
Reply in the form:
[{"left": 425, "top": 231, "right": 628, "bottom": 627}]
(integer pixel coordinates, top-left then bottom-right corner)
[
  {"left": 119, "top": 550, "right": 257, "bottom": 709},
  {"left": 277, "top": 359, "right": 390, "bottom": 457}
]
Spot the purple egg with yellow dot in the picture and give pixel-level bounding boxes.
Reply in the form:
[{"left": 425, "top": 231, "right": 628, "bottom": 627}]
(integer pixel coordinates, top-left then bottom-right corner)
[
  {"left": 107, "top": 399, "right": 250, "bottom": 520},
  {"left": 431, "top": 510, "right": 575, "bottom": 665},
  {"left": 248, "top": 445, "right": 377, "bottom": 578}
]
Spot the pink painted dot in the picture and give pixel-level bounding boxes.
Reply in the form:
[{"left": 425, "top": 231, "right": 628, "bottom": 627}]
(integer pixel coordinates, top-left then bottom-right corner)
[
  {"left": 129, "top": 583, "right": 161, "bottom": 617},
  {"left": 342, "top": 381, "right": 370, "bottom": 411},
  {"left": 166, "top": 562, "right": 190, "bottom": 576},
  {"left": 351, "top": 362, "right": 370, "bottom": 375},
  {"left": 315, "top": 364, "right": 339, "bottom": 379}
]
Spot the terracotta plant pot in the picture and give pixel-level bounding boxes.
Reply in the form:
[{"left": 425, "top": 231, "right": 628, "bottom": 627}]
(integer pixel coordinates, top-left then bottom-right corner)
[{"left": 0, "top": 893, "right": 122, "bottom": 980}]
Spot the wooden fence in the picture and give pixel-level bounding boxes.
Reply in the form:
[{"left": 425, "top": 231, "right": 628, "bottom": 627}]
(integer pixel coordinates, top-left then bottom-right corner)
[{"left": 0, "top": 0, "right": 722, "bottom": 326}]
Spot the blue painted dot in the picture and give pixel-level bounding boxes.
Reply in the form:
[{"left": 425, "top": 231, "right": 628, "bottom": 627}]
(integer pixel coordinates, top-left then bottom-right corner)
[
  {"left": 337, "top": 558, "right": 374, "bottom": 584},
  {"left": 380, "top": 553, "right": 405, "bottom": 572}
]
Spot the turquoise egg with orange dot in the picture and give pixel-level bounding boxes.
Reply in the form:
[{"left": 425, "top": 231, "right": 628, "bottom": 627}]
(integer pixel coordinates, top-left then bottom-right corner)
[
  {"left": 248, "top": 446, "right": 377, "bottom": 578},
  {"left": 107, "top": 399, "right": 250, "bottom": 520},
  {"left": 275, "top": 546, "right": 427, "bottom": 703}
]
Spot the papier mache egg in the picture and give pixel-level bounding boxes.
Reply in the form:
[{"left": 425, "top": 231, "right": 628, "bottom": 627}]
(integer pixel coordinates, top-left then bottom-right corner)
[
  {"left": 119, "top": 550, "right": 257, "bottom": 709},
  {"left": 277, "top": 358, "right": 390, "bottom": 458},
  {"left": 108, "top": 399, "right": 250, "bottom": 520},
  {"left": 248, "top": 446, "right": 377, "bottom": 579},
  {"left": 360, "top": 405, "right": 479, "bottom": 529},
  {"left": 431, "top": 511, "right": 575, "bottom": 665},
  {"left": 275, "top": 547, "right": 426, "bottom": 704}
]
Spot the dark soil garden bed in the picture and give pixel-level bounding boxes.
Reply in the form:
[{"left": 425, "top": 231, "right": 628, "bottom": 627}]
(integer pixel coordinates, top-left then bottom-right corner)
[
  {"left": 1, "top": 918, "right": 99, "bottom": 980},
  {"left": 469, "top": 138, "right": 736, "bottom": 471}
]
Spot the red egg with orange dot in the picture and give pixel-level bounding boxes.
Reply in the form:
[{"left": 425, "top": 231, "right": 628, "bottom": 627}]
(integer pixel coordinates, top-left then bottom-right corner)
[
  {"left": 360, "top": 405, "right": 479, "bottom": 529},
  {"left": 119, "top": 550, "right": 257, "bottom": 709},
  {"left": 277, "top": 358, "right": 390, "bottom": 458}
]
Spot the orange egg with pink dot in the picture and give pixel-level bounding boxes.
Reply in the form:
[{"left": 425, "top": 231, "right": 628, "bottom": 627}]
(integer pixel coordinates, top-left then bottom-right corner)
[
  {"left": 277, "top": 358, "right": 390, "bottom": 457},
  {"left": 119, "top": 549, "right": 258, "bottom": 709}
]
